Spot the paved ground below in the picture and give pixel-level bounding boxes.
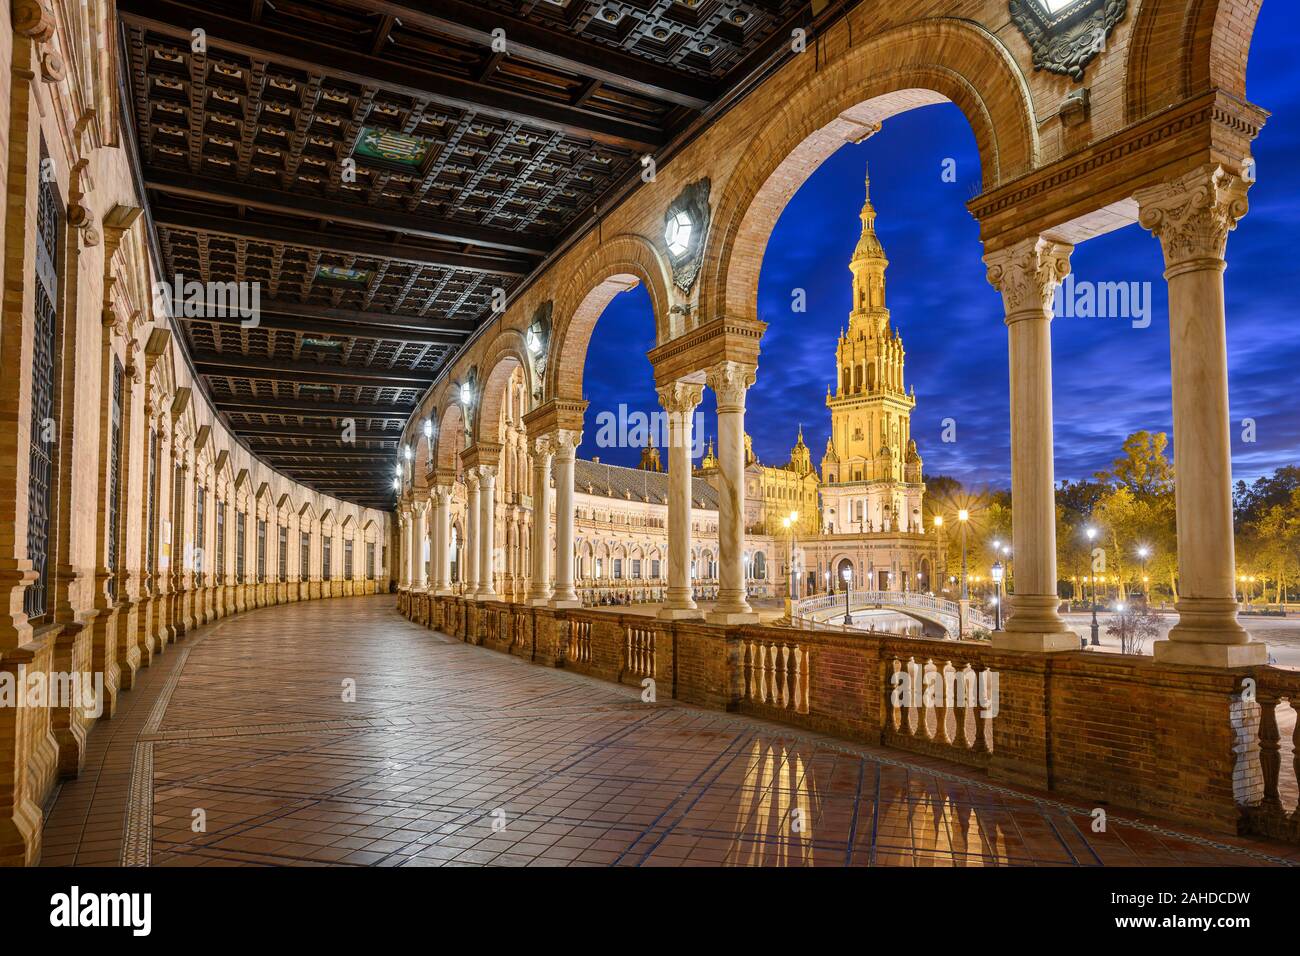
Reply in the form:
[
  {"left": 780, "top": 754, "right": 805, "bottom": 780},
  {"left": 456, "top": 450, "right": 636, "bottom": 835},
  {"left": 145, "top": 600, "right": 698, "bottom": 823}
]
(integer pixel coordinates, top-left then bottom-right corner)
[{"left": 39, "top": 596, "right": 1298, "bottom": 867}]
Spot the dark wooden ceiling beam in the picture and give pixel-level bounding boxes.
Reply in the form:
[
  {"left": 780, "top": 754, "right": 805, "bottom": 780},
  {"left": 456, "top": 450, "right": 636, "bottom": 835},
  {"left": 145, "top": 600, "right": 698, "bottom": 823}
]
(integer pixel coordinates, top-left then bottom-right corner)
[
  {"left": 191, "top": 352, "right": 434, "bottom": 388},
  {"left": 357, "top": 0, "right": 713, "bottom": 111},
  {"left": 118, "top": 0, "right": 665, "bottom": 152},
  {"left": 215, "top": 398, "right": 412, "bottom": 417},
  {"left": 155, "top": 209, "right": 531, "bottom": 278},
  {"left": 180, "top": 309, "right": 466, "bottom": 347},
  {"left": 147, "top": 170, "right": 546, "bottom": 258},
  {"left": 257, "top": 449, "right": 388, "bottom": 460},
  {"left": 238, "top": 422, "right": 399, "bottom": 438}
]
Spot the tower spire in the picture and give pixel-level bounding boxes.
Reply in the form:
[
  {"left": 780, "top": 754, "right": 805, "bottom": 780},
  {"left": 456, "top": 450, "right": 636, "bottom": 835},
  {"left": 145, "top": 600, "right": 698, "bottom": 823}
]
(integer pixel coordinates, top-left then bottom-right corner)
[{"left": 853, "top": 162, "right": 884, "bottom": 264}]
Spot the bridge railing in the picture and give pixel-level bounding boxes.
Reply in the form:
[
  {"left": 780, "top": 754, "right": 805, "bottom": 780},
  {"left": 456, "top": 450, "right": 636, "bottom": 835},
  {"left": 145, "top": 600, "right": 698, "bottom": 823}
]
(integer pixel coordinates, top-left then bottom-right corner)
[{"left": 793, "top": 590, "right": 995, "bottom": 635}]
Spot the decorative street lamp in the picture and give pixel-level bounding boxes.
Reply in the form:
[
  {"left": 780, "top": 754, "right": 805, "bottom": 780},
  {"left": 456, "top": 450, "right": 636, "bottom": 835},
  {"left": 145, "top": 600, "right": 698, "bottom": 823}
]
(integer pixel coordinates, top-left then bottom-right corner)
[
  {"left": 1086, "top": 526, "right": 1100, "bottom": 646},
  {"left": 991, "top": 559, "right": 1005, "bottom": 631},
  {"left": 1137, "top": 545, "right": 1150, "bottom": 599},
  {"left": 957, "top": 509, "right": 970, "bottom": 601},
  {"left": 841, "top": 567, "right": 853, "bottom": 626},
  {"left": 823, "top": 569, "right": 830, "bottom": 595},
  {"left": 781, "top": 510, "right": 800, "bottom": 601}
]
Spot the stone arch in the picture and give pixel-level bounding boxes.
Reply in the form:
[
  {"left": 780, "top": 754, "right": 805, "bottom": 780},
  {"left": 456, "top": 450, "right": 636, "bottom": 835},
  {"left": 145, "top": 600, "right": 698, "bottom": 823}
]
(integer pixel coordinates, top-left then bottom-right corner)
[
  {"left": 701, "top": 18, "right": 1038, "bottom": 327},
  {"left": 476, "top": 331, "right": 531, "bottom": 445},
  {"left": 548, "top": 234, "right": 674, "bottom": 403},
  {"left": 434, "top": 395, "right": 466, "bottom": 477},
  {"left": 1125, "top": 0, "right": 1263, "bottom": 123}
]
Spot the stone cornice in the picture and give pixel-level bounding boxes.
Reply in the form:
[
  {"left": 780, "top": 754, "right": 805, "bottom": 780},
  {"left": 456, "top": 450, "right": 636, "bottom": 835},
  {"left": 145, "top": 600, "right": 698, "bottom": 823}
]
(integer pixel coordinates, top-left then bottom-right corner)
[
  {"left": 523, "top": 398, "right": 587, "bottom": 441},
  {"left": 461, "top": 442, "right": 503, "bottom": 471},
  {"left": 968, "top": 90, "right": 1267, "bottom": 251},
  {"left": 647, "top": 315, "right": 766, "bottom": 388}
]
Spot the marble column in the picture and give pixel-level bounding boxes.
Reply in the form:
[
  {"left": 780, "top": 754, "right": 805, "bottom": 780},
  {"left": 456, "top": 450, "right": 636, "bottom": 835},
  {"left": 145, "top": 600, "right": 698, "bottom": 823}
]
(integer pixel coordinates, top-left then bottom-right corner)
[
  {"left": 476, "top": 466, "right": 498, "bottom": 600},
  {"left": 657, "top": 380, "right": 704, "bottom": 620},
  {"left": 465, "top": 472, "right": 480, "bottom": 596},
  {"left": 549, "top": 430, "right": 582, "bottom": 607},
  {"left": 400, "top": 509, "right": 412, "bottom": 590},
  {"left": 706, "top": 362, "right": 758, "bottom": 624},
  {"left": 529, "top": 435, "right": 554, "bottom": 605},
  {"left": 434, "top": 485, "right": 453, "bottom": 595},
  {"left": 1136, "top": 164, "right": 1265, "bottom": 666},
  {"left": 411, "top": 503, "right": 427, "bottom": 591},
  {"left": 423, "top": 495, "right": 437, "bottom": 596},
  {"left": 984, "top": 237, "right": 1076, "bottom": 652}
]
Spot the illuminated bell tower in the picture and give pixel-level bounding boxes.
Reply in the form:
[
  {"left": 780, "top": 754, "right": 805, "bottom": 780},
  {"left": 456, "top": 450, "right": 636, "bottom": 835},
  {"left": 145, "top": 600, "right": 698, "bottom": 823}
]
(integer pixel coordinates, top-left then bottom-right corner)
[{"left": 820, "top": 166, "right": 924, "bottom": 534}]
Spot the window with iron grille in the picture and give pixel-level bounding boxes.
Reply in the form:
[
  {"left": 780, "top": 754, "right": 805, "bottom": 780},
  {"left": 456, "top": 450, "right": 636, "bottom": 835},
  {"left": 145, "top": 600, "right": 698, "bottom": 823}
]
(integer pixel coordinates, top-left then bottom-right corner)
[
  {"left": 107, "top": 358, "right": 124, "bottom": 601},
  {"left": 278, "top": 525, "right": 287, "bottom": 582},
  {"left": 366, "top": 543, "right": 375, "bottom": 580},
  {"left": 25, "top": 163, "right": 59, "bottom": 622},
  {"left": 345, "top": 539, "right": 354, "bottom": 580},
  {"left": 323, "top": 536, "right": 332, "bottom": 581},
  {"left": 145, "top": 428, "right": 157, "bottom": 594},
  {"left": 194, "top": 484, "right": 206, "bottom": 587},
  {"left": 300, "top": 531, "right": 310, "bottom": 581},
  {"left": 256, "top": 518, "right": 266, "bottom": 582},
  {"left": 215, "top": 501, "right": 226, "bottom": 584},
  {"left": 236, "top": 510, "right": 246, "bottom": 581}
]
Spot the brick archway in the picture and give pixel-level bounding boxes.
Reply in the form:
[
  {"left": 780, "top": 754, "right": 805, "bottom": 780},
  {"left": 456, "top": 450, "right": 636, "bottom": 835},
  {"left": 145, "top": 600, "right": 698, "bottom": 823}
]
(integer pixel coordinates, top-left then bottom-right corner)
[
  {"left": 700, "top": 17, "right": 1038, "bottom": 328},
  {"left": 1125, "top": 0, "right": 1263, "bottom": 123},
  {"left": 548, "top": 234, "right": 673, "bottom": 404},
  {"left": 433, "top": 397, "right": 466, "bottom": 477},
  {"left": 476, "top": 331, "right": 531, "bottom": 446}
]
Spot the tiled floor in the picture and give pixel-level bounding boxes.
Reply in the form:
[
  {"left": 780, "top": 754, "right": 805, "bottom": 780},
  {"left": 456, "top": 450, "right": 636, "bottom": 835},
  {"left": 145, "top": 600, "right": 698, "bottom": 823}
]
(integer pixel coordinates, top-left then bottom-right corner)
[{"left": 40, "top": 596, "right": 1299, "bottom": 867}]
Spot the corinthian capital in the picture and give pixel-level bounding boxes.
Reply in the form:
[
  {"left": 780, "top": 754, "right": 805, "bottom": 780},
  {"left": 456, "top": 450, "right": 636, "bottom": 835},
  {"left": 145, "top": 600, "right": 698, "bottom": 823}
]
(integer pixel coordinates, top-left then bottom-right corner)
[
  {"left": 1135, "top": 164, "right": 1250, "bottom": 270},
  {"left": 704, "top": 362, "right": 755, "bottom": 412},
  {"left": 656, "top": 380, "right": 705, "bottom": 416},
  {"left": 983, "top": 237, "right": 1073, "bottom": 318},
  {"left": 531, "top": 433, "right": 555, "bottom": 459},
  {"left": 552, "top": 428, "right": 582, "bottom": 461}
]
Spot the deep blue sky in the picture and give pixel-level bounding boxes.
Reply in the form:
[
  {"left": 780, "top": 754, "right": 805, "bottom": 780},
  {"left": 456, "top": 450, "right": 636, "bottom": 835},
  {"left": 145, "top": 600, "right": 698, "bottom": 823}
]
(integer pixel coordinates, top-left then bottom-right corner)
[{"left": 579, "top": 4, "right": 1298, "bottom": 487}]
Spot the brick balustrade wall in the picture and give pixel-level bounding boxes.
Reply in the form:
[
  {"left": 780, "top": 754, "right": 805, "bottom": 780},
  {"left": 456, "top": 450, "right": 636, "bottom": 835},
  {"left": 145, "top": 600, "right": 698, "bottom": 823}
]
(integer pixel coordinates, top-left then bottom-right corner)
[{"left": 404, "top": 593, "right": 1268, "bottom": 839}]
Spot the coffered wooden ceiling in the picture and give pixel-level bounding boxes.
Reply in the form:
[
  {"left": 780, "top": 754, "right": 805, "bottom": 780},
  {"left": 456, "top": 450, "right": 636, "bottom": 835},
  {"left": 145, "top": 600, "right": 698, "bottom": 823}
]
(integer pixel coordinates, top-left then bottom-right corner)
[{"left": 118, "top": 0, "right": 818, "bottom": 508}]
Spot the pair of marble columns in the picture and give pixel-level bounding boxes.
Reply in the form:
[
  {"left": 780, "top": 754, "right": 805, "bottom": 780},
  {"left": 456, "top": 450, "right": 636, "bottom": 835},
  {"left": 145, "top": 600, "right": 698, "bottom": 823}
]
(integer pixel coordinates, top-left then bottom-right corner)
[
  {"left": 520, "top": 360, "right": 757, "bottom": 622},
  {"left": 401, "top": 485, "right": 458, "bottom": 596},
  {"left": 986, "top": 162, "right": 1262, "bottom": 666},
  {"left": 653, "top": 362, "right": 758, "bottom": 624}
]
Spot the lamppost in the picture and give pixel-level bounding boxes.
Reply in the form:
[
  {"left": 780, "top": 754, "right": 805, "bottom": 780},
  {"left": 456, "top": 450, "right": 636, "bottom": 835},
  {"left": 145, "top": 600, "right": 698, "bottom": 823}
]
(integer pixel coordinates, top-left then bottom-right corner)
[
  {"left": 841, "top": 567, "right": 853, "bottom": 626},
  {"left": 958, "top": 509, "right": 969, "bottom": 600},
  {"left": 823, "top": 569, "right": 830, "bottom": 596},
  {"left": 781, "top": 510, "right": 799, "bottom": 602},
  {"left": 991, "top": 559, "right": 1004, "bottom": 631},
  {"left": 1086, "top": 526, "right": 1100, "bottom": 646},
  {"left": 1136, "top": 545, "right": 1150, "bottom": 600}
]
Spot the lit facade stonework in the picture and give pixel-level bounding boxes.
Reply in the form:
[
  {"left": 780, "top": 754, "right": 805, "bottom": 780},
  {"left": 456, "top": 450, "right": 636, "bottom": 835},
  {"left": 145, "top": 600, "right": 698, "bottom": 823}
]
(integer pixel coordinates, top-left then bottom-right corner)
[{"left": 0, "top": 0, "right": 392, "bottom": 866}]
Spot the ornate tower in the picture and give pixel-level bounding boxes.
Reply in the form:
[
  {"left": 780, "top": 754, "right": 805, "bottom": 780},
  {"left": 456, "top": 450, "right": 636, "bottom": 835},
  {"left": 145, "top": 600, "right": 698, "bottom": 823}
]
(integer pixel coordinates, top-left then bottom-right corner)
[
  {"left": 819, "top": 166, "right": 924, "bottom": 534},
  {"left": 788, "top": 425, "right": 813, "bottom": 476}
]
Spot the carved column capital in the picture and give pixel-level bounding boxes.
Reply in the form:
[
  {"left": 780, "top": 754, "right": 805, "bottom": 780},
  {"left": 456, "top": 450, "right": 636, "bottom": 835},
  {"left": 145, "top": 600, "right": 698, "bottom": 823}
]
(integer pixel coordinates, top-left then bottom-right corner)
[
  {"left": 531, "top": 433, "right": 556, "bottom": 459},
  {"left": 1136, "top": 163, "right": 1250, "bottom": 272},
  {"left": 705, "top": 361, "right": 755, "bottom": 413},
  {"left": 983, "top": 237, "right": 1073, "bottom": 320},
  {"left": 551, "top": 428, "right": 582, "bottom": 461},
  {"left": 656, "top": 379, "right": 705, "bottom": 416}
]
